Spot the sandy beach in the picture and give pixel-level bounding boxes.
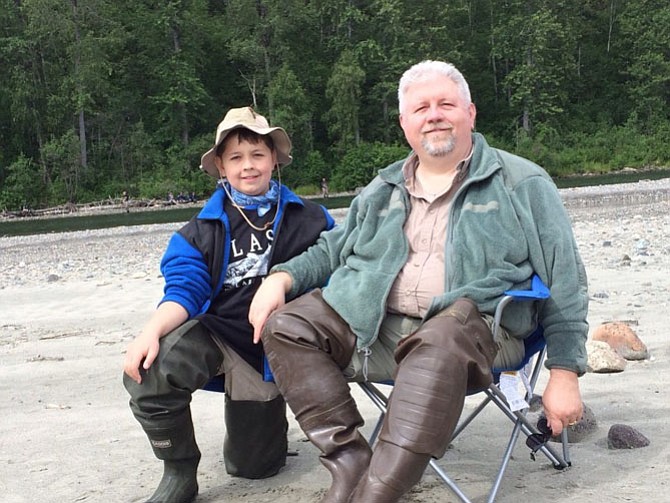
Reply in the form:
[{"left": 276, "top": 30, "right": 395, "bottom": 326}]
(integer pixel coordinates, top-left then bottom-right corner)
[{"left": 1, "top": 179, "right": 669, "bottom": 502}]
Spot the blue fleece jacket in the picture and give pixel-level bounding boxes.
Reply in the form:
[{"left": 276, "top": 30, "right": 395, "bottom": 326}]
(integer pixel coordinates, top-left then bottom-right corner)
[{"left": 160, "top": 184, "right": 335, "bottom": 317}]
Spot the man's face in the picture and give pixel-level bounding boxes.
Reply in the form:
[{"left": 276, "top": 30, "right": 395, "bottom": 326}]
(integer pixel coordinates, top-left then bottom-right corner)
[{"left": 399, "top": 74, "right": 476, "bottom": 161}]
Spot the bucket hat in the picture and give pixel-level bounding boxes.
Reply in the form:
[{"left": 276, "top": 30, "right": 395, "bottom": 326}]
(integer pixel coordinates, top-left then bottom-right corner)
[{"left": 200, "top": 107, "right": 292, "bottom": 178}]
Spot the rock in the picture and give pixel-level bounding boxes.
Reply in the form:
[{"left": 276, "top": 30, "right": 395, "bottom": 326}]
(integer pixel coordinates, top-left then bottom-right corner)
[
  {"left": 586, "top": 340, "right": 627, "bottom": 373},
  {"left": 46, "top": 273, "right": 60, "bottom": 283},
  {"left": 537, "top": 403, "right": 597, "bottom": 443},
  {"left": 635, "top": 239, "right": 650, "bottom": 256},
  {"left": 607, "top": 424, "right": 650, "bottom": 449},
  {"left": 527, "top": 393, "right": 543, "bottom": 413},
  {"left": 592, "top": 322, "right": 649, "bottom": 360},
  {"left": 564, "top": 403, "right": 597, "bottom": 443}
]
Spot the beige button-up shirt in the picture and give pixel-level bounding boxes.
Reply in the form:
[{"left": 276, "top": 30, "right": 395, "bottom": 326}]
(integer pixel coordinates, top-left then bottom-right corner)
[{"left": 386, "top": 151, "right": 472, "bottom": 318}]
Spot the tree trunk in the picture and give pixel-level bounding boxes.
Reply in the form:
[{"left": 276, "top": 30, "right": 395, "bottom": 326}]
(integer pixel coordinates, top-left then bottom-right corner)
[{"left": 72, "top": 0, "right": 88, "bottom": 170}]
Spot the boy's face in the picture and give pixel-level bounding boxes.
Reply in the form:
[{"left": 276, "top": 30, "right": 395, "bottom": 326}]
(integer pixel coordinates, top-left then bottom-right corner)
[{"left": 214, "top": 133, "right": 277, "bottom": 195}]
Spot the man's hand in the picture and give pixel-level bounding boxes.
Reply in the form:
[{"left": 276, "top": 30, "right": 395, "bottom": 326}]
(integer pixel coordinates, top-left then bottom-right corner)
[
  {"left": 123, "top": 332, "right": 160, "bottom": 384},
  {"left": 249, "top": 272, "right": 293, "bottom": 344},
  {"left": 542, "top": 368, "right": 583, "bottom": 436}
]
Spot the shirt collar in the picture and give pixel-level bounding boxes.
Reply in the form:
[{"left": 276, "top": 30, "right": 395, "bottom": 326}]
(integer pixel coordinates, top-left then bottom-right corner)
[{"left": 402, "top": 146, "right": 474, "bottom": 198}]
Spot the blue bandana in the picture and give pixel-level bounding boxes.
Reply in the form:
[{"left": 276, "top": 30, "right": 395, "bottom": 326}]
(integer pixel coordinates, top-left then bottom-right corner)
[{"left": 225, "top": 179, "right": 280, "bottom": 216}]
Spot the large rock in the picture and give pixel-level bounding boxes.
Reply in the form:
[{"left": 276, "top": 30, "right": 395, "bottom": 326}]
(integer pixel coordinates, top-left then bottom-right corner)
[
  {"left": 607, "top": 424, "right": 650, "bottom": 449},
  {"left": 586, "top": 340, "right": 627, "bottom": 373},
  {"left": 592, "top": 322, "right": 649, "bottom": 360}
]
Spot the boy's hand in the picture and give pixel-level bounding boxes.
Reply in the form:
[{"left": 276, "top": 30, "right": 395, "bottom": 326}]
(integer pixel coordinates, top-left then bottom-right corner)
[
  {"left": 249, "top": 272, "right": 293, "bottom": 344},
  {"left": 542, "top": 368, "right": 583, "bottom": 435},
  {"left": 123, "top": 332, "right": 160, "bottom": 384}
]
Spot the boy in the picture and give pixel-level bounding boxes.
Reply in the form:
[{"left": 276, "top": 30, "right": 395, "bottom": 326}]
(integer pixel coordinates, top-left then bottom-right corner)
[{"left": 123, "top": 107, "right": 334, "bottom": 503}]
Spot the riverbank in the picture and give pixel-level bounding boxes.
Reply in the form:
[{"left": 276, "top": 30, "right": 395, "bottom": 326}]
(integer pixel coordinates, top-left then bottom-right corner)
[{"left": 1, "top": 179, "right": 669, "bottom": 502}]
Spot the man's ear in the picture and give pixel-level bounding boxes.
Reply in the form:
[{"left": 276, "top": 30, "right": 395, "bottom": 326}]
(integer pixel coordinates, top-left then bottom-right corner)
[{"left": 469, "top": 103, "right": 477, "bottom": 129}]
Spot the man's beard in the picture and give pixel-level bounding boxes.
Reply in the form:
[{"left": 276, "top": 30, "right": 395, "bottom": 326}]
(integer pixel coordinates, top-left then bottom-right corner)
[{"left": 421, "top": 129, "right": 456, "bottom": 157}]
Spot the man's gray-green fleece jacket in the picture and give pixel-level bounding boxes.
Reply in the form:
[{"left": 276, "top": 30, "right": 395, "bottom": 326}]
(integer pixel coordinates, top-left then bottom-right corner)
[{"left": 272, "top": 133, "right": 589, "bottom": 375}]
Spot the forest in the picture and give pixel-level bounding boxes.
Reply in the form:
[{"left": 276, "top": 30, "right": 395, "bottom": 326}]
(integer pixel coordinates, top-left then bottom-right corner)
[{"left": 1, "top": 0, "right": 668, "bottom": 210}]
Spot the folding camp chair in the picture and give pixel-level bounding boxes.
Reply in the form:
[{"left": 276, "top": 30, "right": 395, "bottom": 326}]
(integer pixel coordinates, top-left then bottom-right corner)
[{"left": 357, "top": 274, "right": 571, "bottom": 503}]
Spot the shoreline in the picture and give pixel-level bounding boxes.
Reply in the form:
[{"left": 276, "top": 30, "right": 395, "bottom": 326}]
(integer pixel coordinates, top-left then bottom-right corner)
[
  {"left": 2, "top": 172, "right": 669, "bottom": 224},
  {"left": 0, "top": 176, "right": 669, "bottom": 235}
]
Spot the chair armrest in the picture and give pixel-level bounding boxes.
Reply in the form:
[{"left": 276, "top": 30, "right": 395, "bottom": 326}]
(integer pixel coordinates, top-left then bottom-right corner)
[
  {"left": 493, "top": 275, "right": 550, "bottom": 343},
  {"left": 503, "top": 274, "right": 550, "bottom": 300}
]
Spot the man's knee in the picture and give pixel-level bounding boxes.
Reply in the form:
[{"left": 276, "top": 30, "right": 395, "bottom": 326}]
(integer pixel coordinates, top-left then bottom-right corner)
[{"left": 261, "top": 291, "right": 356, "bottom": 368}]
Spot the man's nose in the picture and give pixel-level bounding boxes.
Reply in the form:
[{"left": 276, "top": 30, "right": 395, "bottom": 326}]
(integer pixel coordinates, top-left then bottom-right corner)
[{"left": 426, "top": 105, "right": 446, "bottom": 122}]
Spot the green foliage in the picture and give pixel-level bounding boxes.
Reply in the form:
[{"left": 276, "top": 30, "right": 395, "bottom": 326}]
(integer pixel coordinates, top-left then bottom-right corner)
[
  {"left": 331, "top": 142, "right": 409, "bottom": 192},
  {"left": 510, "top": 121, "right": 670, "bottom": 177},
  {"left": 0, "top": 155, "right": 45, "bottom": 210},
  {"left": 268, "top": 64, "right": 313, "bottom": 162},
  {"left": 41, "top": 131, "right": 82, "bottom": 204},
  {"left": 325, "top": 50, "right": 366, "bottom": 149},
  {"left": 0, "top": 0, "right": 669, "bottom": 211},
  {"left": 291, "top": 184, "right": 320, "bottom": 196}
]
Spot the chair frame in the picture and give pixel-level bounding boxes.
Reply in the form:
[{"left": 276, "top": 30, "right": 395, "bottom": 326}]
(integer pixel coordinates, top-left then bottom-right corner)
[{"left": 357, "top": 275, "right": 571, "bottom": 503}]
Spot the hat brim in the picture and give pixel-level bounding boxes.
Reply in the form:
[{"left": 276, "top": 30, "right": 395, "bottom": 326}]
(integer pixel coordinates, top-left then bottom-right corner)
[{"left": 200, "top": 126, "right": 292, "bottom": 179}]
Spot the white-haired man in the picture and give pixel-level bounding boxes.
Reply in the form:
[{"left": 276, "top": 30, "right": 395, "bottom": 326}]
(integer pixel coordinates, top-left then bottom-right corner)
[{"left": 249, "top": 60, "right": 587, "bottom": 502}]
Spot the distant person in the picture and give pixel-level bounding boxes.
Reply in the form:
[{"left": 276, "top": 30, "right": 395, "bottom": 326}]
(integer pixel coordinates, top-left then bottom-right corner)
[
  {"left": 166, "top": 191, "right": 176, "bottom": 205},
  {"left": 122, "top": 190, "right": 130, "bottom": 213},
  {"left": 123, "top": 106, "right": 334, "bottom": 503},
  {"left": 249, "top": 60, "right": 588, "bottom": 502},
  {"left": 321, "top": 177, "right": 329, "bottom": 198}
]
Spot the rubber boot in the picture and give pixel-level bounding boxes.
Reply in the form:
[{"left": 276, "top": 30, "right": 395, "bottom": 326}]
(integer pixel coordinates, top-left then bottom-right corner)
[
  {"left": 143, "top": 412, "right": 201, "bottom": 503},
  {"left": 349, "top": 298, "right": 497, "bottom": 502},
  {"left": 262, "top": 290, "right": 372, "bottom": 503},
  {"left": 223, "top": 394, "right": 288, "bottom": 479}
]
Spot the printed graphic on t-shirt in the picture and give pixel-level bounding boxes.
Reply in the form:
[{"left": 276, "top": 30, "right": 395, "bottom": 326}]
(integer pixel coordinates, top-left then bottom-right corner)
[
  {"left": 223, "top": 245, "right": 272, "bottom": 290},
  {"left": 223, "top": 206, "right": 275, "bottom": 291}
]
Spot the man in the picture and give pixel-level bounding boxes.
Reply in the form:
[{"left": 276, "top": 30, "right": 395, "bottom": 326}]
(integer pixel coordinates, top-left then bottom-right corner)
[{"left": 249, "top": 60, "right": 588, "bottom": 503}]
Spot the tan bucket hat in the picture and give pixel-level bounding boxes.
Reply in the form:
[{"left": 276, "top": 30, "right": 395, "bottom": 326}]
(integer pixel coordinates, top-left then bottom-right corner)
[{"left": 200, "top": 106, "right": 292, "bottom": 178}]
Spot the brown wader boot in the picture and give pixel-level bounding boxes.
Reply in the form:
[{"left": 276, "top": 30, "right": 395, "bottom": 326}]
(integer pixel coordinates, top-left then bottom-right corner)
[
  {"left": 262, "top": 290, "right": 372, "bottom": 503},
  {"left": 349, "top": 298, "right": 497, "bottom": 502}
]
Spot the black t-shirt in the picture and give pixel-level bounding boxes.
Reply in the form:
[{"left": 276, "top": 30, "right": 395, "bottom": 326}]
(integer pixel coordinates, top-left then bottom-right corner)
[{"left": 197, "top": 201, "right": 276, "bottom": 371}]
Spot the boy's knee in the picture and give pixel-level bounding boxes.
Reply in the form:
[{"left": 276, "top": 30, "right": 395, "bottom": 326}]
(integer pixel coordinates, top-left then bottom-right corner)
[{"left": 224, "top": 395, "right": 288, "bottom": 479}]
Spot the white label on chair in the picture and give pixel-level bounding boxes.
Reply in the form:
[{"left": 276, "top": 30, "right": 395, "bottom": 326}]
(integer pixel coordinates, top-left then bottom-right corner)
[{"left": 499, "top": 372, "right": 529, "bottom": 411}]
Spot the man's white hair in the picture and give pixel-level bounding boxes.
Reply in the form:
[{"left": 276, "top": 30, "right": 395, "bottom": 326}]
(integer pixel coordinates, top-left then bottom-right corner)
[{"left": 398, "top": 60, "right": 472, "bottom": 114}]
